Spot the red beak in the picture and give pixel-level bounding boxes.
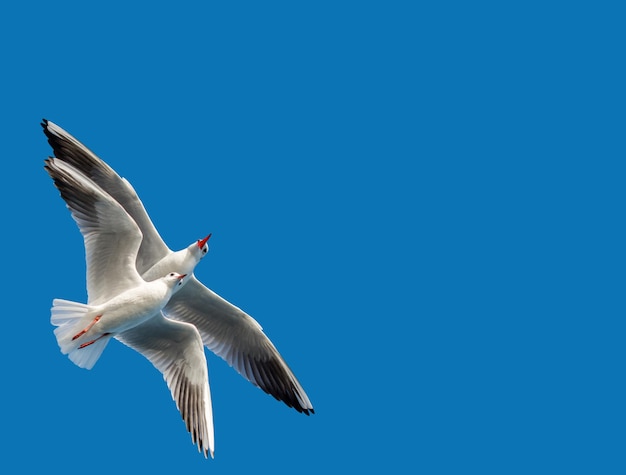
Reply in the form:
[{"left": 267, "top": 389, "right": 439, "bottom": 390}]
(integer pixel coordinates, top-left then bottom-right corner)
[
  {"left": 178, "top": 274, "right": 187, "bottom": 280},
  {"left": 197, "top": 233, "right": 212, "bottom": 249}
]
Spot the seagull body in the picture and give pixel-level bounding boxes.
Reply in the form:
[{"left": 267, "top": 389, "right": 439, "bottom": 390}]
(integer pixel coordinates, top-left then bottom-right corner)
[
  {"left": 52, "top": 272, "right": 186, "bottom": 368},
  {"left": 45, "top": 157, "right": 214, "bottom": 458},
  {"left": 42, "top": 119, "right": 314, "bottom": 416}
]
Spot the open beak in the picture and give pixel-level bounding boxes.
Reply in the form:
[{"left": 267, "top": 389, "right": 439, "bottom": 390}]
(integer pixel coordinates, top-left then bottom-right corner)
[{"left": 197, "top": 233, "right": 212, "bottom": 249}]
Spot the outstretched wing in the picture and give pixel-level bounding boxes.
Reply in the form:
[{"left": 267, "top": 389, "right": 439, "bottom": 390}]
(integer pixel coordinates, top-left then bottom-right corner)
[
  {"left": 45, "top": 158, "right": 145, "bottom": 305},
  {"left": 42, "top": 119, "right": 171, "bottom": 274},
  {"left": 165, "top": 277, "right": 314, "bottom": 414},
  {"left": 116, "top": 314, "right": 214, "bottom": 458}
]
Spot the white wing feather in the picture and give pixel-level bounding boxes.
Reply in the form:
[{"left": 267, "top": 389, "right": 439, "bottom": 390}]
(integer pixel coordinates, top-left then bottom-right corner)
[
  {"left": 115, "top": 314, "right": 215, "bottom": 458},
  {"left": 44, "top": 158, "right": 144, "bottom": 305}
]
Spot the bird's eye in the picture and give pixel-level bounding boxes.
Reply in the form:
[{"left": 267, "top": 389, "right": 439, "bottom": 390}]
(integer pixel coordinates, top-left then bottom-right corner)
[{"left": 169, "top": 273, "right": 175, "bottom": 277}]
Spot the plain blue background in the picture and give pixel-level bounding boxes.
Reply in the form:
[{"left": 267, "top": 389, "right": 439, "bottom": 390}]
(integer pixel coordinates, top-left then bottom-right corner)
[{"left": 1, "top": 1, "right": 625, "bottom": 473}]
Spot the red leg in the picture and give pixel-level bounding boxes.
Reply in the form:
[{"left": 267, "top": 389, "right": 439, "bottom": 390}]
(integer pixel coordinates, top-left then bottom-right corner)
[
  {"left": 72, "top": 315, "right": 102, "bottom": 341},
  {"left": 78, "top": 332, "right": 111, "bottom": 349}
]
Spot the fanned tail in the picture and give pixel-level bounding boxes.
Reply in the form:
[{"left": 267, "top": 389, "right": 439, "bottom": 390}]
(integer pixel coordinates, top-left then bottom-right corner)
[{"left": 51, "top": 298, "right": 112, "bottom": 370}]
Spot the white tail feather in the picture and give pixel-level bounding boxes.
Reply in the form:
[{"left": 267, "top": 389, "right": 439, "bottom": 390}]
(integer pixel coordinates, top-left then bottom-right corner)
[
  {"left": 51, "top": 298, "right": 111, "bottom": 370},
  {"left": 67, "top": 336, "right": 112, "bottom": 370}
]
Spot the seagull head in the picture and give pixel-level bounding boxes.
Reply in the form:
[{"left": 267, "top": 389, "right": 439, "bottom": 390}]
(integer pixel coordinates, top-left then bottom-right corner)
[
  {"left": 192, "top": 233, "right": 211, "bottom": 260},
  {"left": 175, "top": 233, "right": 211, "bottom": 280},
  {"left": 164, "top": 272, "right": 187, "bottom": 288}
]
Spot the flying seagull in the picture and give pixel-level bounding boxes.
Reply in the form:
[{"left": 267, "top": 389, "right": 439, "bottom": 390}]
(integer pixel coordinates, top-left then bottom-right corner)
[
  {"left": 42, "top": 119, "right": 314, "bottom": 416},
  {"left": 45, "top": 157, "right": 214, "bottom": 457}
]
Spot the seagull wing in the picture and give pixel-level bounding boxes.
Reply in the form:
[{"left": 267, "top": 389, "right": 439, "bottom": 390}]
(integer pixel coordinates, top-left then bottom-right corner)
[
  {"left": 42, "top": 119, "right": 171, "bottom": 274},
  {"left": 44, "top": 158, "right": 144, "bottom": 305},
  {"left": 116, "top": 313, "right": 215, "bottom": 458},
  {"left": 165, "top": 277, "right": 314, "bottom": 414}
]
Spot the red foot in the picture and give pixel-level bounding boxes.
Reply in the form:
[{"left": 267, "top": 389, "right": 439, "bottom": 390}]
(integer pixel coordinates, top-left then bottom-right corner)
[{"left": 72, "top": 315, "right": 102, "bottom": 341}]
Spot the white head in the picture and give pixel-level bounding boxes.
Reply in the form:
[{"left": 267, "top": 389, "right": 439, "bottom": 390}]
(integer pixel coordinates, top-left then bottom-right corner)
[
  {"left": 187, "top": 233, "right": 211, "bottom": 262},
  {"left": 163, "top": 272, "right": 187, "bottom": 288}
]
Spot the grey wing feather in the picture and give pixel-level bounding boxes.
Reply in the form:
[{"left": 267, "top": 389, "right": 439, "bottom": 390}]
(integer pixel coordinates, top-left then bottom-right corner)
[
  {"left": 42, "top": 119, "right": 171, "bottom": 273},
  {"left": 164, "top": 277, "right": 314, "bottom": 414}
]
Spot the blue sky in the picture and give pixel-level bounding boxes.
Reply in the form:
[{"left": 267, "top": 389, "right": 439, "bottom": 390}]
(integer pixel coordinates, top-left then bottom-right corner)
[{"left": 1, "top": 1, "right": 625, "bottom": 473}]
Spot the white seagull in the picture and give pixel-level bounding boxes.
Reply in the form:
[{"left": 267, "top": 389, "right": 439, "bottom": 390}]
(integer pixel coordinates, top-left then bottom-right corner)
[
  {"left": 45, "top": 158, "right": 215, "bottom": 458},
  {"left": 42, "top": 119, "right": 314, "bottom": 416}
]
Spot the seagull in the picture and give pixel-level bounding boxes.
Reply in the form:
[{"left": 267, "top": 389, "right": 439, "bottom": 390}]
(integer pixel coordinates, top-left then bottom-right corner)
[
  {"left": 42, "top": 119, "right": 314, "bottom": 416},
  {"left": 45, "top": 157, "right": 214, "bottom": 457}
]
